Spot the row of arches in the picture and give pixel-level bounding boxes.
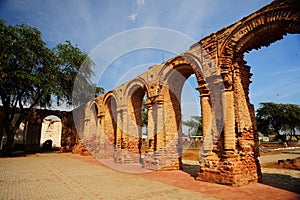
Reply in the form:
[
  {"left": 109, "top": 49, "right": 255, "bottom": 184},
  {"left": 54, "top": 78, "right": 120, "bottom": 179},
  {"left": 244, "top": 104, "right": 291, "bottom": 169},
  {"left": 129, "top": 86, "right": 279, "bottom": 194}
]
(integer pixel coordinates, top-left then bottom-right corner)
[
  {"left": 80, "top": 55, "right": 210, "bottom": 169},
  {"left": 77, "top": 0, "right": 299, "bottom": 186}
]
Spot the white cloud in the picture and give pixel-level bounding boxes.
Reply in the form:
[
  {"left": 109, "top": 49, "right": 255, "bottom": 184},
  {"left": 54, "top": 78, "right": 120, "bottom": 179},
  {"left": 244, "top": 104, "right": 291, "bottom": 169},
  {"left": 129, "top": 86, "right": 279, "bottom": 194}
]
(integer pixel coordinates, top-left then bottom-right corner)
[
  {"left": 128, "top": 0, "right": 146, "bottom": 22},
  {"left": 129, "top": 13, "right": 137, "bottom": 21},
  {"left": 137, "top": 0, "right": 145, "bottom": 8}
]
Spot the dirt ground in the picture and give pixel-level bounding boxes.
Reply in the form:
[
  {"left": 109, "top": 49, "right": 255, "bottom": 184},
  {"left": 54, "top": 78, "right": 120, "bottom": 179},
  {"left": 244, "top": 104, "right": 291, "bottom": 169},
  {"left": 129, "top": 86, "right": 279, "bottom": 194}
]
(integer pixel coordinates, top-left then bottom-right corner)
[
  {"left": 182, "top": 148, "right": 200, "bottom": 161},
  {"left": 261, "top": 157, "right": 300, "bottom": 170},
  {"left": 182, "top": 142, "right": 300, "bottom": 174}
]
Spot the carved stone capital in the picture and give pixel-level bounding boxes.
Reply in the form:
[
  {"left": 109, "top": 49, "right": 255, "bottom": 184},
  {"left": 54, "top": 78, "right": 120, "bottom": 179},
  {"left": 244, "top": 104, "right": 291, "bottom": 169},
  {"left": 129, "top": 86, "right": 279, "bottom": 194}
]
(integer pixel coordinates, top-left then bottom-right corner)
[{"left": 147, "top": 83, "right": 161, "bottom": 99}]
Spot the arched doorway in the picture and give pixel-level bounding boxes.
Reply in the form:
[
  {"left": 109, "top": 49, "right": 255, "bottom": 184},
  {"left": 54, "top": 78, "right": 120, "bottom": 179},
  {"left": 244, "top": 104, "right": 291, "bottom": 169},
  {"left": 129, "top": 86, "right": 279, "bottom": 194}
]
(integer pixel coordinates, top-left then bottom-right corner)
[
  {"left": 102, "top": 94, "right": 117, "bottom": 159},
  {"left": 40, "top": 115, "right": 62, "bottom": 150},
  {"left": 127, "top": 83, "right": 148, "bottom": 163},
  {"left": 83, "top": 102, "right": 99, "bottom": 154},
  {"left": 181, "top": 74, "right": 202, "bottom": 160},
  {"left": 158, "top": 56, "right": 208, "bottom": 170}
]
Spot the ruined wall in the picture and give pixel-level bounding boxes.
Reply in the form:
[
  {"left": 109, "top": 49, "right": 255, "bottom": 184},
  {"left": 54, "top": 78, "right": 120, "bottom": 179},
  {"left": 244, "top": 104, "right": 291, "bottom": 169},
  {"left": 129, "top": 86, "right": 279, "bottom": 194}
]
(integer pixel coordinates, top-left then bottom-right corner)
[
  {"left": 40, "top": 118, "right": 62, "bottom": 148},
  {"left": 0, "top": 107, "right": 77, "bottom": 153},
  {"left": 196, "top": 0, "right": 300, "bottom": 186},
  {"left": 25, "top": 109, "right": 76, "bottom": 153},
  {"left": 71, "top": 0, "right": 300, "bottom": 187}
]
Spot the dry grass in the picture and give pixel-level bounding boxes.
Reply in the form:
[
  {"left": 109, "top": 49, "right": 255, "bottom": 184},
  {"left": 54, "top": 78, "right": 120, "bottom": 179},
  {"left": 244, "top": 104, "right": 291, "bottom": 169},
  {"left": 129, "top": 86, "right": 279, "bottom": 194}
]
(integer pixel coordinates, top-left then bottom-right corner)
[{"left": 182, "top": 149, "right": 201, "bottom": 161}]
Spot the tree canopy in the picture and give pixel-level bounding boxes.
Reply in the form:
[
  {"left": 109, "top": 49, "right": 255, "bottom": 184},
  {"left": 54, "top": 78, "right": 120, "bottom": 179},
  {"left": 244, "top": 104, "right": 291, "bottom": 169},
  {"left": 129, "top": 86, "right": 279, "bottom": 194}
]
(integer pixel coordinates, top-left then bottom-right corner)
[
  {"left": 0, "top": 21, "right": 104, "bottom": 156},
  {"left": 182, "top": 116, "right": 202, "bottom": 136},
  {"left": 256, "top": 102, "right": 300, "bottom": 142}
]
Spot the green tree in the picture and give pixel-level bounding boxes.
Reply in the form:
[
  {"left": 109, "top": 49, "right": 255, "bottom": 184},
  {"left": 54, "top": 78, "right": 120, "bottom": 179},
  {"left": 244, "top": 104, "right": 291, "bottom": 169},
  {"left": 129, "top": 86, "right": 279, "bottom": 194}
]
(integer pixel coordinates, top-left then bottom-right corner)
[
  {"left": 53, "top": 41, "right": 104, "bottom": 106},
  {"left": 0, "top": 21, "right": 57, "bottom": 155},
  {"left": 182, "top": 116, "right": 202, "bottom": 137},
  {"left": 0, "top": 21, "right": 103, "bottom": 156},
  {"left": 256, "top": 102, "right": 300, "bottom": 143}
]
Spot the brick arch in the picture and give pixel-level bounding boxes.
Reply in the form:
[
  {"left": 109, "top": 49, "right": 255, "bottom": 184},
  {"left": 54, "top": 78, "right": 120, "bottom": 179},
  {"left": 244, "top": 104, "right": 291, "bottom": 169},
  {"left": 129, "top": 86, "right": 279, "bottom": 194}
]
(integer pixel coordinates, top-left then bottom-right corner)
[
  {"left": 159, "top": 54, "right": 205, "bottom": 84},
  {"left": 219, "top": 0, "right": 300, "bottom": 64},
  {"left": 82, "top": 100, "right": 99, "bottom": 153},
  {"left": 102, "top": 91, "right": 116, "bottom": 106},
  {"left": 102, "top": 91, "right": 117, "bottom": 145},
  {"left": 121, "top": 78, "right": 148, "bottom": 156},
  {"left": 40, "top": 113, "right": 63, "bottom": 148},
  {"left": 25, "top": 109, "right": 75, "bottom": 153},
  {"left": 39, "top": 110, "right": 65, "bottom": 122},
  {"left": 215, "top": 0, "right": 300, "bottom": 133},
  {"left": 123, "top": 77, "right": 148, "bottom": 98},
  {"left": 158, "top": 54, "right": 214, "bottom": 143},
  {"left": 194, "top": 0, "right": 300, "bottom": 186},
  {"left": 124, "top": 78, "right": 147, "bottom": 129},
  {"left": 160, "top": 56, "right": 200, "bottom": 128}
]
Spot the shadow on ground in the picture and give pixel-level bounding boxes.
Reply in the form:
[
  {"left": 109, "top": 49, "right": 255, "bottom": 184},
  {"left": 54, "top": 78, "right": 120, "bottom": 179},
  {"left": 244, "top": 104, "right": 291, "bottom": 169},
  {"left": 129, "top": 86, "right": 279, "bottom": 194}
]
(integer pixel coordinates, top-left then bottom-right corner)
[
  {"left": 1, "top": 150, "right": 61, "bottom": 158},
  {"left": 182, "top": 163, "right": 199, "bottom": 179},
  {"left": 261, "top": 172, "right": 300, "bottom": 194},
  {"left": 182, "top": 162, "right": 300, "bottom": 195}
]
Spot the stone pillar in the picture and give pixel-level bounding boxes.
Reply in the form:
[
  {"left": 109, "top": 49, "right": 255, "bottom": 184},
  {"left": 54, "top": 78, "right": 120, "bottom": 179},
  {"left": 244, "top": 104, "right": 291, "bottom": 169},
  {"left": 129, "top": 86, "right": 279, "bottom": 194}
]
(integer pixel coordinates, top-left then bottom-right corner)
[
  {"left": 98, "top": 114, "right": 105, "bottom": 158},
  {"left": 223, "top": 89, "right": 236, "bottom": 157},
  {"left": 200, "top": 94, "right": 212, "bottom": 156},
  {"left": 116, "top": 110, "right": 123, "bottom": 149},
  {"left": 83, "top": 118, "right": 90, "bottom": 148},
  {"left": 121, "top": 110, "right": 128, "bottom": 149},
  {"left": 233, "top": 62, "right": 253, "bottom": 132},
  {"left": 146, "top": 99, "right": 155, "bottom": 151},
  {"left": 155, "top": 99, "right": 165, "bottom": 151}
]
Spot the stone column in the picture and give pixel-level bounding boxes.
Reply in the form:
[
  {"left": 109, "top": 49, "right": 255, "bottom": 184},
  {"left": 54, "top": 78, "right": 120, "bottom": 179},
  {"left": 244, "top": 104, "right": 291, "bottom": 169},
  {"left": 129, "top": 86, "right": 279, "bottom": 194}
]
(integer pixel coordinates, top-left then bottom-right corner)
[
  {"left": 223, "top": 89, "right": 236, "bottom": 157},
  {"left": 146, "top": 100, "right": 155, "bottom": 151},
  {"left": 155, "top": 99, "right": 165, "bottom": 151},
  {"left": 116, "top": 110, "right": 123, "bottom": 149},
  {"left": 233, "top": 62, "right": 253, "bottom": 132},
  {"left": 98, "top": 114, "right": 105, "bottom": 158},
  {"left": 83, "top": 118, "right": 90, "bottom": 148},
  {"left": 122, "top": 109, "right": 128, "bottom": 149},
  {"left": 200, "top": 94, "right": 212, "bottom": 156}
]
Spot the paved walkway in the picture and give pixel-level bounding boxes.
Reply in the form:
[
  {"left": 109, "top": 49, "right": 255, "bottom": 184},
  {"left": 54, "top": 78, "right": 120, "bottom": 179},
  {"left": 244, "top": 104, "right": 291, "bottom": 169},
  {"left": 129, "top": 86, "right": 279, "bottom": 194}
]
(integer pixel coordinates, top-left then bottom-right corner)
[
  {"left": 0, "top": 153, "right": 299, "bottom": 200},
  {"left": 0, "top": 153, "right": 215, "bottom": 200}
]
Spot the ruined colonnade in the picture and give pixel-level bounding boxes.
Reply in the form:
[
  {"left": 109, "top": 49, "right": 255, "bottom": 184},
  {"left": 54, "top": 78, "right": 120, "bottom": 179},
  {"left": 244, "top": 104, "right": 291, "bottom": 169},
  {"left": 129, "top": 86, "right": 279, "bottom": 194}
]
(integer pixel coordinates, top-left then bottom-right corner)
[{"left": 80, "top": 0, "right": 300, "bottom": 186}]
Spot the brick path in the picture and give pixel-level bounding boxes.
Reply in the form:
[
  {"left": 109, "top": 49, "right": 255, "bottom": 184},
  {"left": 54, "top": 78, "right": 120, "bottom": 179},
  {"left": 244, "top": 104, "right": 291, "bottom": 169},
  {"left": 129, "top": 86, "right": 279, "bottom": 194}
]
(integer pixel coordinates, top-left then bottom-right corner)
[
  {"left": 0, "top": 153, "right": 215, "bottom": 200},
  {"left": 0, "top": 153, "right": 299, "bottom": 200}
]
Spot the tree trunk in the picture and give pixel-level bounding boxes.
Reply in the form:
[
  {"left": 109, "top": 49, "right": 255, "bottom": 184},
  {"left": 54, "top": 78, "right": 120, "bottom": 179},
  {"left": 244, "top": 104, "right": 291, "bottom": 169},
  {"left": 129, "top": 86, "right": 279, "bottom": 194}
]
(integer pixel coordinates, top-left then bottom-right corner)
[
  {"left": 0, "top": 117, "right": 3, "bottom": 151},
  {"left": 1, "top": 129, "right": 14, "bottom": 157}
]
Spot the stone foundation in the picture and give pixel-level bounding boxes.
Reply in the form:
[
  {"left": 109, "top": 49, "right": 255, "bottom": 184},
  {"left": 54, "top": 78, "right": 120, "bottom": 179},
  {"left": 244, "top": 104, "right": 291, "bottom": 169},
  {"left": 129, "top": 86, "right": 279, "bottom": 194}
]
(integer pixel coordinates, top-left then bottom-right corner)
[
  {"left": 197, "top": 129, "right": 261, "bottom": 186},
  {"left": 114, "top": 149, "right": 140, "bottom": 164},
  {"left": 197, "top": 156, "right": 259, "bottom": 186},
  {"left": 144, "top": 152, "right": 182, "bottom": 171},
  {"left": 144, "top": 143, "right": 182, "bottom": 171}
]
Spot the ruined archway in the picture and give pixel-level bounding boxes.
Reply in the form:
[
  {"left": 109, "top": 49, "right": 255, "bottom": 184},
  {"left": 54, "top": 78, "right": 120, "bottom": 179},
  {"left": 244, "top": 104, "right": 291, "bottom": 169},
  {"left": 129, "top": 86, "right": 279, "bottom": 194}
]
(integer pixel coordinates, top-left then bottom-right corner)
[
  {"left": 101, "top": 92, "right": 117, "bottom": 159},
  {"left": 82, "top": 101, "right": 99, "bottom": 154},
  {"left": 195, "top": 0, "right": 300, "bottom": 186},
  {"left": 125, "top": 79, "right": 148, "bottom": 163},
  {"left": 150, "top": 55, "right": 215, "bottom": 170},
  {"left": 73, "top": 0, "right": 299, "bottom": 186},
  {"left": 40, "top": 115, "right": 62, "bottom": 150}
]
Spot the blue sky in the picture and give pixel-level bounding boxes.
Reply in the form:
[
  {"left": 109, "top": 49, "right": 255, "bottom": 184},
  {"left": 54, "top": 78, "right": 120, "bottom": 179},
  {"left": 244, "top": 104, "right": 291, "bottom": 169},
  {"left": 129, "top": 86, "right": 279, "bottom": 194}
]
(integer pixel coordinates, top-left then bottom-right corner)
[{"left": 0, "top": 0, "right": 299, "bottom": 123}]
